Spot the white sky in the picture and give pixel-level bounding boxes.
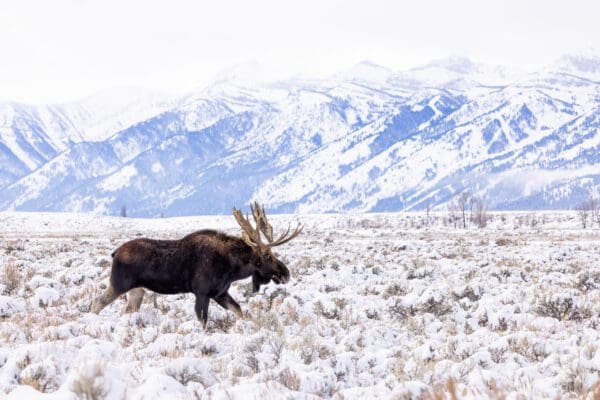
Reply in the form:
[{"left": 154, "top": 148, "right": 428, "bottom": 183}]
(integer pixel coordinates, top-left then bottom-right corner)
[{"left": 1, "top": 0, "right": 599, "bottom": 103}]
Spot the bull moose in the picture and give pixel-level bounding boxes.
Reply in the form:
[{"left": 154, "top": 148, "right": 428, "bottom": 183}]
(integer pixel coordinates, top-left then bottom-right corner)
[{"left": 91, "top": 203, "right": 302, "bottom": 327}]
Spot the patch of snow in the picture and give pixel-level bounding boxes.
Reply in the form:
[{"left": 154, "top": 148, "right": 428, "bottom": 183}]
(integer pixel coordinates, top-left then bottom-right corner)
[{"left": 98, "top": 165, "right": 137, "bottom": 192}]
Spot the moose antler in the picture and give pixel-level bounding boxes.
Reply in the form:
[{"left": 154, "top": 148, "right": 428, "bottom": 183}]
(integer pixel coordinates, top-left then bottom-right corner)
[
  {"left": 233, "top": 202, "right": 303, "bottom": 250},
  {"left": 232, "top": 207, "right": 265, "bottom": 250},
  {"left": 269, "top": 221, "right": 303, "bottom": 247},
  {"left": 251, "top": 202, "right": 274, "bottom": 242}
]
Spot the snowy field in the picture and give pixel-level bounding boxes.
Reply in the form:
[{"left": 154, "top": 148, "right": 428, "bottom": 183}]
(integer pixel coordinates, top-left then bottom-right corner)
[{"left": 1, "top": 211, "right": 600, "bottom": 399}]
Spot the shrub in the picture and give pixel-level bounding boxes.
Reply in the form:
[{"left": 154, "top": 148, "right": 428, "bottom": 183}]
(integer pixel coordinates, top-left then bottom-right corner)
[
  {"left": 535, "top": 293, "right": 591, "bottom": 321},
  {"left": 70, "top": 361, "right": 109, "bottom": 400},
  {"left": 19, "top": 359, "right": 60, "bottom": 393},
  {"left": 164, "top": 358, "right": 215, "bottom": 386},
  {"left": 279, "top": 367, "right": 301, "bottom": 391}
]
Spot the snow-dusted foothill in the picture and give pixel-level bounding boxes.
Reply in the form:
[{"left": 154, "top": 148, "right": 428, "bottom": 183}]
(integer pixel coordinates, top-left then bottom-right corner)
[{"left": 0, "top": 211, "right": 599, "bottom": 399}]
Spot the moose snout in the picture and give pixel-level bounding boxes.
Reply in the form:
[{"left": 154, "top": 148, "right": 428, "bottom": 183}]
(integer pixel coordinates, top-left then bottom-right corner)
[
  {"left": 267, "top": 259, "right": 290, "bottom": 285},
  {"left": 275, "top": 273, "right": 289, "bottom": 284},
  {"left": 271, "top": 273, "right": 289, "bottom": 285}
]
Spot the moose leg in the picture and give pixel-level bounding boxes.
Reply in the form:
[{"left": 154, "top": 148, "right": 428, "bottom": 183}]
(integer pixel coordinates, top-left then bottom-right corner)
[
  {"left": 91, "top": 284, "right": 121, "bottom": 314},
  {"left": 194, "top": 293, "right": 210, "bottom": 329},
  {"left": 214, "top": 292, "right": 243, "bottom": 318},
  {"left": 124, "top": 288, "right": 145, "bottom": 313}
]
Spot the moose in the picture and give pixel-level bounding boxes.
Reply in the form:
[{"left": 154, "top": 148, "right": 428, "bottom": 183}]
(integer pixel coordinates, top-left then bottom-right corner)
[{"left": 91, "top": 203, "right": 302, "bottom": 327}]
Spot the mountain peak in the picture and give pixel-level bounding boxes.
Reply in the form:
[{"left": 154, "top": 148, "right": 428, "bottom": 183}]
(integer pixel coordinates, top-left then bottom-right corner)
[
  {"left": 402, "top": 56, "right": 522, "bottom": 87},
  {"left": 335, "top": 60, "right": 393, "bottom": 85},
  {"left": 212, "top": 61, "right": 269, "bottom": 85},
  {"left": 424, "top": 56, "right": 478, "bottom": 74},
  {"left": 553, "top": 51, "right": 600, "bottom": 79},
  {"left": 355, "top": 59, "right": 389, "bottom": 69}
]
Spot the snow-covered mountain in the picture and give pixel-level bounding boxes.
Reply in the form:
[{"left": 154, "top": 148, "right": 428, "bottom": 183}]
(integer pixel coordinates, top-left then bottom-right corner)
[
  {"left": 1, "top": 55, "right": 599, "bottom": 216},
  {"left": 0, "top": 88, "right": 178, "bottom": 188}
]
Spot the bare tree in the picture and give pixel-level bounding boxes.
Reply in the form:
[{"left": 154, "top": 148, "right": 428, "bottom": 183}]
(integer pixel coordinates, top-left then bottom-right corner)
[
  {"left": 590, "top": 198, "right": 600, "bottom": 228},
  {"left": 456, "top": 191, "right": 471, "bottom": 229},
  {"left": 586, "top": 197, "right": 600, "bottom": 227},
  {"left": 425, "top": 200, "right": 432, "bottom": 227},
  {"left": 447, "top": 198, "right": 459, "bottom": 228},
  {"left": 471, "top": 196, "right": 488, "bottom": 229},
  {"left": 446, "top": 191, "right": 472, "bottom": 228},
  {"left": 576, "top": 198, "right": 594, "bottom": 229},
  {"left": 120, "top": 205, "right": 127, "bottom": 218}
]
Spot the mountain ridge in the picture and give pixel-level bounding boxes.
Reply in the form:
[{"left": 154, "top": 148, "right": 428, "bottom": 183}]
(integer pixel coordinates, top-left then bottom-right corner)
[{"left": 1, "top": 55, "right": 599, "bottom": 216}]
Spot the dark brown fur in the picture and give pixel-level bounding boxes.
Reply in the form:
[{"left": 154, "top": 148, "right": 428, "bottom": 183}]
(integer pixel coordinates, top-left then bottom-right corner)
[{"left": 91, "top": 229, "right": 290, "bottom": 327}]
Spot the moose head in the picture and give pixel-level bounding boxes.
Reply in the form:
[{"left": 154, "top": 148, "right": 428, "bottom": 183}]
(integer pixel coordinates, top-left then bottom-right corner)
[{"left": 233, "top": 202, "right": 303, "bottom": 289}]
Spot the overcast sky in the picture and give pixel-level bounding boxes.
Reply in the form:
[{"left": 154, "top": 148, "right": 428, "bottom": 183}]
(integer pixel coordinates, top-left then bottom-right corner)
[{"left": 1, "top": 0, "right": 599, "bottom": 103}]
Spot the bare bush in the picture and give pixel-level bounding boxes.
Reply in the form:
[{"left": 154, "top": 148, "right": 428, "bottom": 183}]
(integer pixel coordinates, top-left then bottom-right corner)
[
  {"left": 165, "top": 360, "right": 213, "bottom": 386},
  {"left": 577, "top": 271, "right": 600, "bottom": 292},
  {"left": 495, "top": 237, "right": 513, "bottom": 246},
  {"left": 508, "top": 335, "right": 549, "bottom": 362},
  {"left": 452, "top": 285, "right": 482, "bottom": 302},
  {"left": 383, "top": 283, "right": 407, "bottom": 299},
  {"left": 209, "top": 314, "right": 236, "bottom": 332},
  {"left": 420, "top": 295, "right": 452, "bottom": 317},
  {"left": 293, "top": 335, "right": 320, "bottom": 365},
  {"left": 488, "top": 346, "right": 507, "bottom": 364},
  {"left": 314, "top": 300, "right": 342, "bottom": 320},
  {"left": 535, "top": 293, "right": 591, "bottom": 321},
  {"left": 279, "top": 367, "right": 301, "bottom": 391},
  {"left": 1, "top": 258, "right": 21, "bottom": 295},
  {"left": 4, "top": 241, "right": 25, "bottom": 254},
  {"left": 19, "top": 360, "right": 60, "bottom": 393}
]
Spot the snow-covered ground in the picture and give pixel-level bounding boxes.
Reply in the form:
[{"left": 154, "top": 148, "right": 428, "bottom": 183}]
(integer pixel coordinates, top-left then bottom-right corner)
[{"left": 1, "top": 211, "right": 599, "bottom": 399}]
